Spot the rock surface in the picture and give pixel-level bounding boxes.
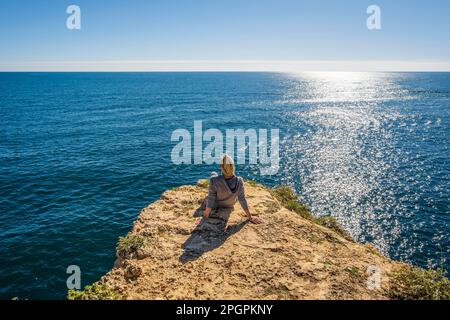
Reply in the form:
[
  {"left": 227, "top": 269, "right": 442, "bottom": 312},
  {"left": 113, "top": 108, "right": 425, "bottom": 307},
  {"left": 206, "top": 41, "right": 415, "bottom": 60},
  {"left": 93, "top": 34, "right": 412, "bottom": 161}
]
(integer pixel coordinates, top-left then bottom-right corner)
[{"left": 97, "top": 181, "right": 403, "bottom": 299}]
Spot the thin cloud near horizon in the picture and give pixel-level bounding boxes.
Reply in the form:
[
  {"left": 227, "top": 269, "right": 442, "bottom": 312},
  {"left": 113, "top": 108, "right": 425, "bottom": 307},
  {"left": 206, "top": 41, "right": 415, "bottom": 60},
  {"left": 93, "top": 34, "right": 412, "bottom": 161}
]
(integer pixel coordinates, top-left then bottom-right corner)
[{"left": 1, "top": 60, "right": 450, "bottom": 72}]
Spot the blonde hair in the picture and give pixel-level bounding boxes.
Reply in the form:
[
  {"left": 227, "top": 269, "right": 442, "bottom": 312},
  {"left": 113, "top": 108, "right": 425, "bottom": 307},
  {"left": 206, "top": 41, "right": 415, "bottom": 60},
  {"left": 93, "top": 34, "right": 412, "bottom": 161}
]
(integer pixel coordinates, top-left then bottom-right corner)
[{"left": 220, "top": 154, "right": 235, "bottom": 178}]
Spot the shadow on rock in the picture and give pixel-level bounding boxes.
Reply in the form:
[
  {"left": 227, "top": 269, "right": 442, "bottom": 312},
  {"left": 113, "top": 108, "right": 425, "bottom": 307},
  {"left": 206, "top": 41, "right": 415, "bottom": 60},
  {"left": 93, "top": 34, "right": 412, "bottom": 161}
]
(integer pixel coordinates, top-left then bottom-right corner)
[{"left": 180, "top": 207, "right": 248, "bottom": 263}]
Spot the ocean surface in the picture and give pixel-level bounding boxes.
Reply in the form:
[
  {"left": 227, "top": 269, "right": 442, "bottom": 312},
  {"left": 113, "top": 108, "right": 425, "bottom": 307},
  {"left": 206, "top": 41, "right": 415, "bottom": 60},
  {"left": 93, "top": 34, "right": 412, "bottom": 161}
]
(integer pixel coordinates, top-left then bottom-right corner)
[{"left": 0, "top": 72, "right": 449, "bottom": 299}]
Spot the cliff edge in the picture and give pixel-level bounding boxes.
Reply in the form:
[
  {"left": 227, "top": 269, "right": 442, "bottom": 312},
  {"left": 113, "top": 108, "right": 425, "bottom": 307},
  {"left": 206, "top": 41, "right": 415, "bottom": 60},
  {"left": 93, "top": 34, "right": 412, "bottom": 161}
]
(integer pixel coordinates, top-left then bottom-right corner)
[{"left": 70, "top": 180, "right": 449, "bottom": 300}]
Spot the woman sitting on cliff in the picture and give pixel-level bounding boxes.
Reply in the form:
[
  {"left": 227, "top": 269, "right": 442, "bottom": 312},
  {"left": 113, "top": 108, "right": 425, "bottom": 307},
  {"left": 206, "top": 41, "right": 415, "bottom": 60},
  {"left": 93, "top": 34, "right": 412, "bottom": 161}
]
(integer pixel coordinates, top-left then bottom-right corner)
[{"left": 200, "top": 155, "right": 263, "bottom": 225}]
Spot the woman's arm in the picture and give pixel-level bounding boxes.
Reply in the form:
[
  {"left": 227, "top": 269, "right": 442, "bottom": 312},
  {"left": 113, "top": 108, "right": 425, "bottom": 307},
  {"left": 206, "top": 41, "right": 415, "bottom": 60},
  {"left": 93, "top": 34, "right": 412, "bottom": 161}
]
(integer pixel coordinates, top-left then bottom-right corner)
[
  {"left": 238, "top": 179, "right": 263, "bottom": 224},
  {"left": 204, "top": 179, "right": 217, "bottom": 219}
]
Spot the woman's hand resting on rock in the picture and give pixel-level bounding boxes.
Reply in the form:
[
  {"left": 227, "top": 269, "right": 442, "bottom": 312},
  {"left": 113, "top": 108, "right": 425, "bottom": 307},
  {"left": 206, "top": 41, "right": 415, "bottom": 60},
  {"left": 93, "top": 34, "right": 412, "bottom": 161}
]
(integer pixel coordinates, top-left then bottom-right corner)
[{"left": 249, "top": 216, "right": 263, "bottom": 224}]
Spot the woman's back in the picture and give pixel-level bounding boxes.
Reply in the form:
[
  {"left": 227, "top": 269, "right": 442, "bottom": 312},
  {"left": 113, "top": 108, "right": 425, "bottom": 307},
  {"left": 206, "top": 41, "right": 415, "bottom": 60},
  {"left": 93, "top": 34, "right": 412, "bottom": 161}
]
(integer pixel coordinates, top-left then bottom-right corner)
[
  {"left": 207, "top": 175, "right": 248, "bottom": 210},
  {"left": 201, "top": 154, "right": 262, "bottom": 225}
]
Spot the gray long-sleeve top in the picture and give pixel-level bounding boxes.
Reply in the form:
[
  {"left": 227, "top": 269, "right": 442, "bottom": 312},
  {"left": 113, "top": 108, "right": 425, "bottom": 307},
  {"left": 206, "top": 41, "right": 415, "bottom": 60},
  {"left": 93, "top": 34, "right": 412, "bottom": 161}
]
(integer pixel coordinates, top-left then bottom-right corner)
[{"left": 206, "top": 175, "right": 249, "bottom": 210}]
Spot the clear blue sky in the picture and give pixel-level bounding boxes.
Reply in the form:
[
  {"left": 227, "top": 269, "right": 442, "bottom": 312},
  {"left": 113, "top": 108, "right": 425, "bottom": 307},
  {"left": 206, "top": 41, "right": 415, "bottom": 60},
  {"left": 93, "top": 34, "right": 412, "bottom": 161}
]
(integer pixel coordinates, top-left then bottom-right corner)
[{"left": 0, "top": 0, "right": 449, "bottom": 70}]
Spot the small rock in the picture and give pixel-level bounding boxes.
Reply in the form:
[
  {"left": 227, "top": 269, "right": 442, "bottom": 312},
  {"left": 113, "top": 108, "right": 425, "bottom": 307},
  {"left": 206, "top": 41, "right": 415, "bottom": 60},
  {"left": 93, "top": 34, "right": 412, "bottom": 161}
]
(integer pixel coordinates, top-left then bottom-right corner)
[
  {"left": 136, "top": 247, "right": 153, "bottom": 260},
  {"left": 124, "top": 261, "right": 142, "bottom": 281}
]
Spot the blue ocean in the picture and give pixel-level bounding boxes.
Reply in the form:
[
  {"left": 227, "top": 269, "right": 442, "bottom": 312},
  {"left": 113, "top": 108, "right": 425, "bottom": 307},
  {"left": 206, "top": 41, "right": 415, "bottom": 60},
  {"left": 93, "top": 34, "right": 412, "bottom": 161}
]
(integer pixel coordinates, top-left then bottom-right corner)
[{"left": 0, "top": 72, "right": 449, "bottom": 299}]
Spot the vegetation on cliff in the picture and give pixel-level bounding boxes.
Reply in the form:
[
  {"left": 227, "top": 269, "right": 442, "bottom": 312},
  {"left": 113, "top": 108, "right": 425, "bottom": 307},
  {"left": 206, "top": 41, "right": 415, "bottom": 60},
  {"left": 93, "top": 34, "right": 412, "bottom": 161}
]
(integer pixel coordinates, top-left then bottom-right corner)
[
  {"left": 68, "top": 283, "right": 122, "bottom": 300},
  {"left": 270, "top": 186, "right": 352, "bottom": 241},
  {"left": 388, "top": 266, "right": 450, "bottom": 300},
  {"left": 68, "top": 182, "right": 450, "bottom": 300}
]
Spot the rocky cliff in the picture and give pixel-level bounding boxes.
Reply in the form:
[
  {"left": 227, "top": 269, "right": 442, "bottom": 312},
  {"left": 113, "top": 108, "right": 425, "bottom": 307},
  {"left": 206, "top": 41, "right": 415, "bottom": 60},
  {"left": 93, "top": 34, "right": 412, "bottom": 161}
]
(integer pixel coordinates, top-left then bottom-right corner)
[{"left": 69, "top": 180, "right": 449, "bottom": 300}]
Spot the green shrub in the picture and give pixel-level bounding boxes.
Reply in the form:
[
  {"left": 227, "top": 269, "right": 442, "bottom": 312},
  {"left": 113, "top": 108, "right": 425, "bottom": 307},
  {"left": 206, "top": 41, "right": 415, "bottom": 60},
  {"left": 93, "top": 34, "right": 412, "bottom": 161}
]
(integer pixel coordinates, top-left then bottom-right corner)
[
  {"left": 388, "top": 266, "right": 450, "bottom": 300},
  {"left": 271, "top": 186, "right": 298, "bottom": 203},
  {"left": 271, "top": 185, "right": 352, "bottom": 240},
  {"left": 272, "top": 186, "right": 312, "bottom": 220},
  {"left": 285, "top": 200, "right": 314, "bottom": 220},
  {"left": 68, "top": 283, "right": 122, "bottom": 300},
  {"left": 315, "top": 215, "right": 352, "bottom": 240},
  {"left": 117, "top": 234, "right": 147, "bottom": 259}
]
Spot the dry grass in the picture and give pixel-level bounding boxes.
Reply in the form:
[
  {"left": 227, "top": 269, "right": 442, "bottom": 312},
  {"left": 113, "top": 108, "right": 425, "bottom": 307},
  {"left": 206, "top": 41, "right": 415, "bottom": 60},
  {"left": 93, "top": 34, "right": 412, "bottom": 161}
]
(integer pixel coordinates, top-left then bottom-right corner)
[
  {"left": 117, "top": 234, "right": 147, "bottom": 259},
  {"left": 68, "top": 283, "right": 122, "bottom": 300},
  {"left": 388, "top": 266, "right": 450, "bottom": 300},
  {"left": 271, "top": 185, "right": 352, "bottom": 240}
]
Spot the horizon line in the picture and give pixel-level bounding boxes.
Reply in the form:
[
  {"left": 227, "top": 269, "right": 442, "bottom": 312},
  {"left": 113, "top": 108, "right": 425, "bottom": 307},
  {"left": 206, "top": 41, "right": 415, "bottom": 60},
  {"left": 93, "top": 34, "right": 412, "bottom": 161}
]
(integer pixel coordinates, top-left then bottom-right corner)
[{"left": 1, "top": 60, "right": 450, "bottom": 72}]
